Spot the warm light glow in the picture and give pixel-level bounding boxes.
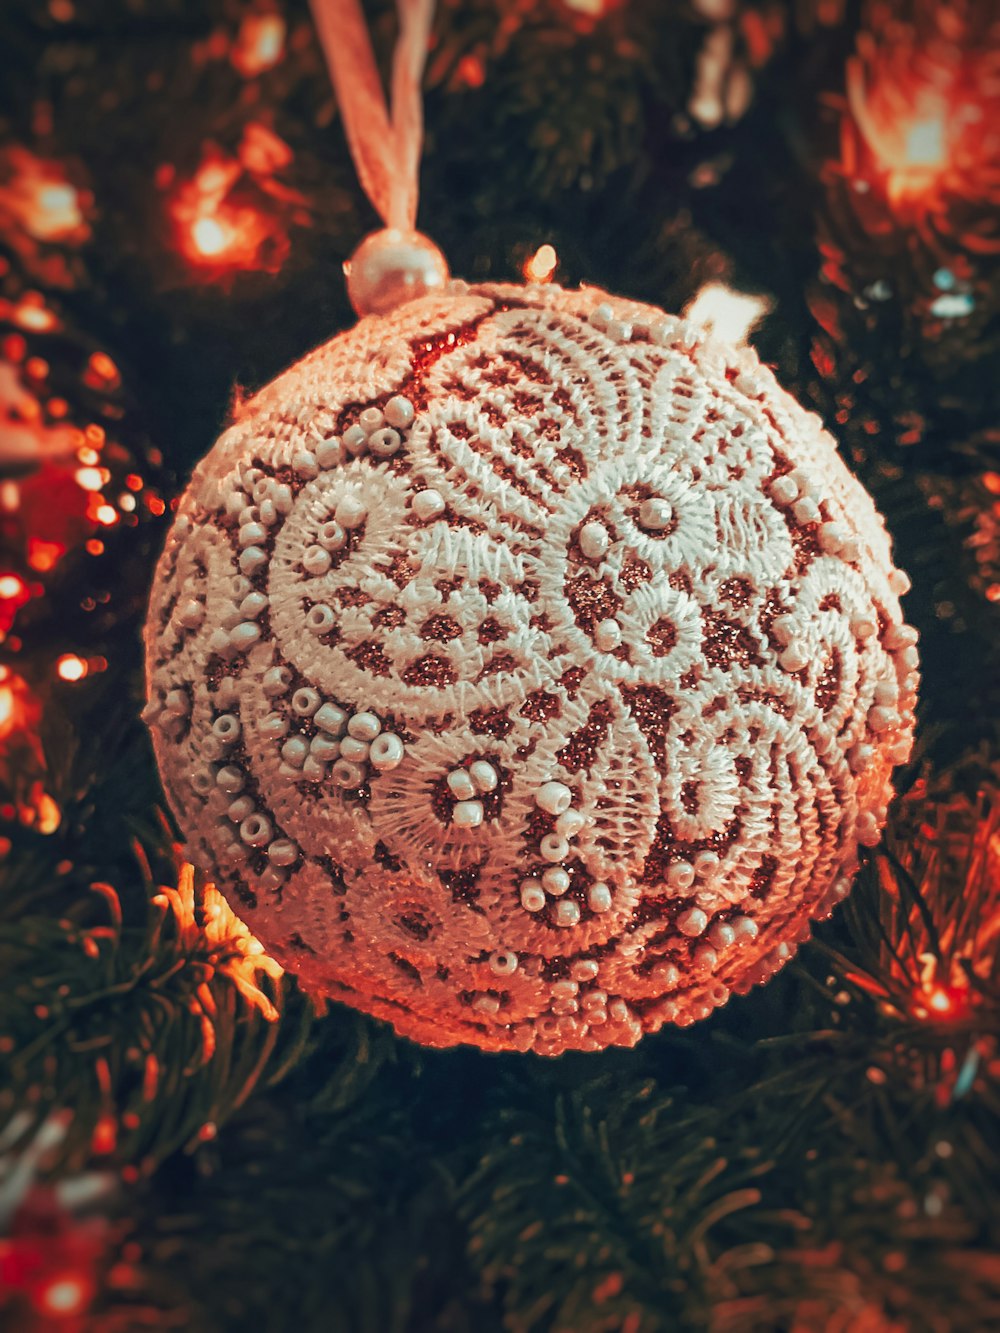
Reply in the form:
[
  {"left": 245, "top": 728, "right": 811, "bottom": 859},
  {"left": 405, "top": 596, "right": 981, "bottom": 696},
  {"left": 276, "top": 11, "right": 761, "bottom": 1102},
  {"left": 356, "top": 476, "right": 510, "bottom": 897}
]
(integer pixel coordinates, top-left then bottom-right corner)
[
  {"left": 523, "top": 243, "right": 558, "bottom": 284},
  {"left": 903, "top": 116, "right": 946, "bottom": 169},
  {"left": 0, "top": 685, "right": 13, "bottom": 730},
  {"left": 232, "top": 13, "right": 287, "bottom": 78},
  {"left": 75, "top": 466, "right": 104, "bottom": 491},
  {"left": 192, "top": 215, "right": 231, "bottom": 257},
  {"left": 683, "top": 282, "right": 771, "bottom": 346},
  {"left": 95, "top": 503, "right": 117, "bottom": 525},
  {"left": 28, "top": 538, "right": 65, "bottom": 572},
  {"left": 57, "top": 653, "right": 87, "bottom": 681},
  {"left": 0, "top": 574, "right": 24, "bottom": 598},
  {"left": 0, "top": 149, "right": 87, "bottom": 243},
  {"left": 37, "top": 1274, "right": 90, "bottom": 1317},
  {"left": 926, "top": 986, "right": 954, "bottom": 1015}
]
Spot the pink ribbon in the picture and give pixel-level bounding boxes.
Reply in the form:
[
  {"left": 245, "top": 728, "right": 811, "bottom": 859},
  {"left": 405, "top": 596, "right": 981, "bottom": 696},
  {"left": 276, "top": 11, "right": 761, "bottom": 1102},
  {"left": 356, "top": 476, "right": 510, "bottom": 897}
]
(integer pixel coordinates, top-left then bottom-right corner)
[{"left": 309, "top": 0, "right": 435, "bottom": 231}]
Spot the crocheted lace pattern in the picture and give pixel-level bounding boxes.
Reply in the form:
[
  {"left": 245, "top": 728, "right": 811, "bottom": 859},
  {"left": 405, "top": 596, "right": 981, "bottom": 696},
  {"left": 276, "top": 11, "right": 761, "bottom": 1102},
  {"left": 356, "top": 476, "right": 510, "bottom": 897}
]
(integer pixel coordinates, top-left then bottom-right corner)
[{"left": 144, "top": 282, "right": 918, "bottom": 1054}]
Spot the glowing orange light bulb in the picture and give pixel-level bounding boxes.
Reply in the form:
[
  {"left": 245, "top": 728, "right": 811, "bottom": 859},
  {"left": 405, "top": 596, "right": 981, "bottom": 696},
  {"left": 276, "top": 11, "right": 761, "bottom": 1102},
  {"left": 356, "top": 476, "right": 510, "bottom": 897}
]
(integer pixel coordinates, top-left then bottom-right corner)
[
  {"left": 57, "top": 653, "right": 87, "bottom": 681},
  {"left": 191, "top": 215, "right": 231, "bottom": 257},
  {"left": 926, "top": 986, "right": 953, "bottom": 1015},
  {"left": 38, "top": 1274, "right": 89, "bottom": 1316},
  {"left": 523, "top": 244, "right": 558, "bottom": 284}
]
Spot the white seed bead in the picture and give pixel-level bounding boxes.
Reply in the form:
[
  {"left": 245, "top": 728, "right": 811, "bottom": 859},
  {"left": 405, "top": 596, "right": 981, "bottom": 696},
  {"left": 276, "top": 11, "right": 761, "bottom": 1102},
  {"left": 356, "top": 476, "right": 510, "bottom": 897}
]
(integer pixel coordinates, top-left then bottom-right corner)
[
  {"left": 554, "top": 900, "right": 581, "bottom": 928},
  {"left": 239, "top": 521, "right": 267, "bottom": 548},
  {"left": 302, "top": 755, "right": 327, "bottom": 781},
  {"left": 260, "top": 713, "right": 288, "bottom": 739},
  {"left": 281, "top": 736, "right": 309, "bottom": 767},
  {"left": 239, "top": 546, "right": 267, "bottom": 575},
  {"left": 384, "top": 395, "right": 415, "bottom": 429},
  {"left": 412, "top": 489, "right": 445, "bottom": 521},
  {"left": 848, "top": 742, "right": 874, "bottom": 773},
  {"left": 873, "top": 680, "right": 897, "bottom": 706},
  {"left": 897, "top": 645, "right": 919, "bottom": 670},
  {"left": 227, "top": 795, "right": 255, "bottom": 822},
  {"left": 579, "top": 521, "right": 610, "bottom": 560},
  {"left": 857, "top": 811, "right": 881, "bottom": 846},
  {"left": 331, "top": 759, "right": 365, "bottom": 787},
  {"left": 868, "top": 705, "right": 900, "bottom": 733},
  {"left": 315, "top": 703, "right": 348, "bottom": 735},
  {"left": 303, "top": 545, "right": 332, "bottom": 576},
  {"left": 259, "top": 866, "right": 287, "bottom": 892},
  {"left": 316, "top": 521, "right": 346, "bottom": 554},
  {"left": 215, "top": 765, "right": 245, "bottom": 794},
  {"left": 770, "top": 475, "right": 799, "bottom": 504},
  {"left": 212, "top": 714, "right": 240, "bottom": 744},
  {"left": 207, "top": 628, "right": 232, "bottom": 655},
  {"left": 316, "top": 437, "right": 342, "bottom": 469},
  {"left": 708, "top": 922, "right": 737, "bottom": 950},
  {"left": 472, "top": 993, "right": 500, "bottom": 1015},
  {"left": 368, "top": 427, "right": 402, "bottom": 458},
  {"left": 555, "top": 808, "right": 586, "bottom": 839},
  {"left": 793, "top": 497, "right": 821, "bottom": 525},
  {"left": 668, "top": 860, "right": 695, "bottom": 891},
  {"left": 306, "top": 604, "right": 335, "bottom": 635},
  {"left": 335, "top": 496, "right": 367, "bottom": 530},
  {"left": 591, "top": 302, "right": 614, "bottom": 328},
  {"left": 536, "top": 781, "right": 572, "bottom": 815},
  {"left": 240, "top": 814, "right": 272, "bottom": 847},
  {"left": 358, "top": 407, "right": 384, "bottom": 435},
  {"left": 540, "top": 834, "right": 570, "bottom": 863},
  {"left": 594, "top": 618, "right": 622, "bottom": 652},
  {"left": 604, "top": 317, "right": 632, "bottom": 342},
  {"left": 262, "top": 666, "right": 291, "bottom": 697},
  {"left": 468, "top": 760, "right": 498, "bottom": 793},
  {"left": 771, "top": 614, "right": 797, "bottom": 646},
  {"left": 694, "top": 850, "right": 719, "bottom": 876},
  {"left": 310, "top": 734, "right": 340, "bottom": 760},
  {"left": 884, "top": 623, "right": 918, "bottom": 650},
  {"left": 267, "top": 838, "right": 299, "bottom": 867},
  {"left": 191, "top": 768, "right": 214, "bottom": 795},
  {"left": 851, "top": 615, "right": 877, "bottom": 640},
  {"left": 177, "top": 599, "right": 204, "bottom": 628},
  {"left": 165, "top": 688, "right": 190, "bottom": 715},
  {"left": 369, "top": 732, "right": 404, "bottom": 770},
  {"left": 271, "top": 483, "right": 292, "bottom": 514},
  {"left": 819, "top": 522, "right": 846, "bottom": 554},
  {"left": 447, "top": 768, "right": 476, "bottom": 800},
  {"left": 520, "top": 879, "right": 545, "bottom": 912},
  {"left": 572, "top": 959, "right": 600, "bottom": 981},
  {"left": 542, "top": 866, "right": 571, "bottom": 896},
  {"left": 889, "top": 569, "right": 911, "bottom": 596},
  {"left": 733, "top": 915, "right": 758, "bottom": 940},
  {"left": 840, "top": 536, "right": 861, "bottom": 562},
  {"left": 339, "top": 736, "right": 370, "bottom": 763},
  {"left": 293, "top": 449, "right": 318, "bottom": 478},
  {"left": 638, "top": 497, "right": 672, "bottom": 531},
  {"left": 693, "top": 944, "right": 718, "bottom": 972},
  {"left": 587, "top": 882, "right": 612, "bottom": 913},
  {"left": 779, "top": 641, "right": 809, "bottom": 672},
  {"left": 348, "top": 711, "right": 382, "bottom": 741},
  {"left": 343, "top": 424, "right": 367, "bottom": 455},
  {"left": 677, "top": 907, "right": 709, "bottom": 938},
  {"left": 453, "top": 800, "right": 484, "bottom": 828},
  {"left": 239, "top": 591, "right": 268, "bottom": 619},
  {"left": 489, "top": 950, "right": 518, "bottom": 977},
  {"left": 230, "top": 621, "right": 262, "bottom": 651},
  {"left": 258, "top": 499, "right": 277, "bottom": 526},
  {"left": 292, "top": 687, "right": 322, "bottom": 716}
]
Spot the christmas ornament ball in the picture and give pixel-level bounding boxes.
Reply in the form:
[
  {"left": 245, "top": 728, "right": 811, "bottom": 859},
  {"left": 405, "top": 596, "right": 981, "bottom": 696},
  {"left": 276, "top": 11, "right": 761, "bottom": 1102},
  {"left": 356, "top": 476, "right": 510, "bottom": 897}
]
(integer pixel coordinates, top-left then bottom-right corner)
[{"left": 144, "top": 281, "right": 917, "bottom": 1054}]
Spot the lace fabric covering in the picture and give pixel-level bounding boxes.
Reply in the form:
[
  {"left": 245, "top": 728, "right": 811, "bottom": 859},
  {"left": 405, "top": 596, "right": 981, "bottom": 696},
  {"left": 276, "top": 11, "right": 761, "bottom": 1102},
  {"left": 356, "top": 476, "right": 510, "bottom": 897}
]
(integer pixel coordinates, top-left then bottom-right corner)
[{"left": 144, "top": 282, "right": 918, "bottom": 1054}]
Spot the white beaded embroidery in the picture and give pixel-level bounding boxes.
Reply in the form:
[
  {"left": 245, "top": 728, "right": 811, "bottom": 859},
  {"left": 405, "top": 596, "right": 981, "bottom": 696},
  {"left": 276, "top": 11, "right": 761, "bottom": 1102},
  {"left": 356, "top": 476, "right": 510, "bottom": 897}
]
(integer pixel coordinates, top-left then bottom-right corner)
[{"left": 144, "top": 281, "right": 917, "bottom": 1054}]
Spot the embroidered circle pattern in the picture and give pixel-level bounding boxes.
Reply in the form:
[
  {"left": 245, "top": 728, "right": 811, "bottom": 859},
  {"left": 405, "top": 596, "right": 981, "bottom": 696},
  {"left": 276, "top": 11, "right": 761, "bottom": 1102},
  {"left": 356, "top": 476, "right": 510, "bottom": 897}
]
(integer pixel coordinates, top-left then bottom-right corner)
[{"left": 144, "top": 282, "right": 918, "bottom": 1054}]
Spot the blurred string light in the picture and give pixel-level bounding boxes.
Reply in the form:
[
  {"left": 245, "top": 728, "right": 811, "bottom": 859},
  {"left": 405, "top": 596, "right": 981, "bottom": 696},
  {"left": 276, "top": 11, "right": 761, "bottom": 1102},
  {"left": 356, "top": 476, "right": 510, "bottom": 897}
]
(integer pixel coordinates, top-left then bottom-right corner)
[
  {"left": 231, "top": 12, "right": 287, "bottom": 78},
  {"left": 840, "top": 2, "right": 1000, "bottom": 247},
  {"left": 683, "top": 281, "right": 771, "bottom": 345},
  {"left": 0, "top": 147, "right": 89, "bottom": 245},
  {"left": 167, "top": 125, "right": 308, "bottom": 276}
]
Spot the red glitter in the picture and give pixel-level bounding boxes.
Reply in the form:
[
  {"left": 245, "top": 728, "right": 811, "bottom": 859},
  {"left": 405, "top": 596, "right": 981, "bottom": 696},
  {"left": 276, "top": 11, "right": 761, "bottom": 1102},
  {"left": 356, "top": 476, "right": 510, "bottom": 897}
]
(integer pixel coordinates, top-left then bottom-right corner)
[
  {"left": 560, "top": 666, "right": 587, "bottom": 698},
  {"left": 478, "top": 617, "right": 507, "bottom": 643},
  {"left": 520, "top": 690, "right": 562, "bottom": 722},
  {"left": 403, "top": 654, "right": 458, "bottom": 687},
  {"left": 619, "top": 552, "right": 653, "bottom": 592},
  {"left": 373, "top": 606, "right": 406, "bottom": 628},
  {"left": 815, "top": 650, "right": 842, "bottom": 712},
  {"left": 621, "top": 685, "right": 676, "bottom": 771},
  {"left": 557, "top": 699, "right": 614, "bottom": 772},
  {"left": 646, "top": 618, "right": 677, "bottom": 657},
  {"left": 469, "top": 706, "right": 514, "bottom": 738},
  {"left": 346, "top": 641, "right": 392, "bottom": 676},
  {"left": 564, "top": 572, "right": 622, "bottom": 634},
  {"left": 701, "top": 611, "right": 763, "bottom": 670},
  {"left": 421, "top": 614, "right": 462, "bottom": 642}
]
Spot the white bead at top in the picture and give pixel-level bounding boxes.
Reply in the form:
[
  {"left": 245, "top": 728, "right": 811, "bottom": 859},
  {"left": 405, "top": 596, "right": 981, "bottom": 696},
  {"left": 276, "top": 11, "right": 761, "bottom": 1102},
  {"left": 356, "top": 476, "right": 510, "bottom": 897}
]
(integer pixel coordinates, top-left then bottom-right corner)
[
  {"left": 638, "top": 498, "right": 672, "bottom": 531},
  {"left": 579, "top": 521, "right": 610, "bottom": 561},
  {"left": 412, "top": 489, "right": 445, "bottom": 521}
]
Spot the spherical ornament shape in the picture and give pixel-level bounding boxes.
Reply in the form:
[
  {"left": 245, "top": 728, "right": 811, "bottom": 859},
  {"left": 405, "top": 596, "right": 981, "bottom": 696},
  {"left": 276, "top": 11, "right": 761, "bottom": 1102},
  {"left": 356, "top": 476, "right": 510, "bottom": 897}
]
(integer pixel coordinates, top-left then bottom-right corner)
[
  {"left": 344, "top": 228, "right": 450, "bottom": 318},
  {"left": 144, "top": 281, "right": 918, "bottom": 1054}
]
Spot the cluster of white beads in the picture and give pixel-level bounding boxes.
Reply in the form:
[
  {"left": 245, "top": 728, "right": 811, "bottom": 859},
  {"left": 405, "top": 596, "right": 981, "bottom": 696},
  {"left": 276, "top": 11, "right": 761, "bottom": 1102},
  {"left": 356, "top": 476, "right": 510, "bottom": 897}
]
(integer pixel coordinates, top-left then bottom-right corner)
[
  {"left": 341, "top": 395, "right": 415, "bottom": 461},
  {"left": 446, "top": 759, "right": 498, "bottom": 828},
  {"left": 517, "top": 781, "right": 611, "bottom": 927}
]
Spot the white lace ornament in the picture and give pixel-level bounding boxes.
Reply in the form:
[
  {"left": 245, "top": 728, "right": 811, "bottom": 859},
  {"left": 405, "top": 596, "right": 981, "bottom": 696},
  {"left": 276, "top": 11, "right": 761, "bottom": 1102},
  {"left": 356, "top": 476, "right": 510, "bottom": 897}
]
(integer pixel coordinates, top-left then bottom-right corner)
[{"left": 144, "top": 282, "right": 918, "bottom": 1054}]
